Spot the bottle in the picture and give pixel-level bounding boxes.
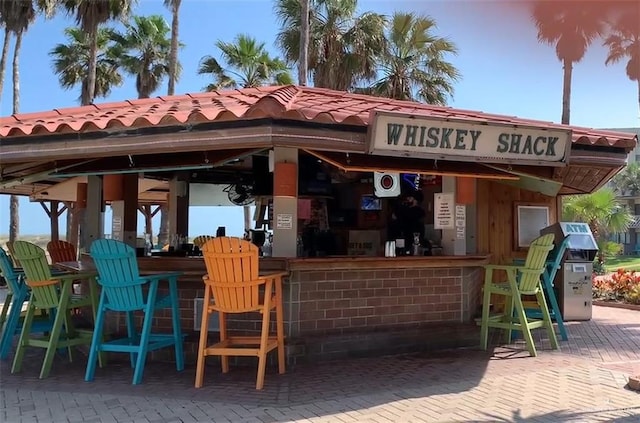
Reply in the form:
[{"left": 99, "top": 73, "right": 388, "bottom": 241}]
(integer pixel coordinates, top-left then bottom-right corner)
[
  {"left": 263, "top": 233, "right": 273, "bottom": 257},
  {"left": 144, "top": 233, "right": 153, "bottom": 257}
]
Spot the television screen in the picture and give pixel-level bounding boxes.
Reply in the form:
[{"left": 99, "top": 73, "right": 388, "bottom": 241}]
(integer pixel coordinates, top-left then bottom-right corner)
[{"left": 361, "top": 195, "right": 382, "bottom": 211}]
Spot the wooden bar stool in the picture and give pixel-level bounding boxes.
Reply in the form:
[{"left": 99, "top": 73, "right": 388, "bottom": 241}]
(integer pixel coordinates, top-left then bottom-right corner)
[{"left": 195, "top": 237, "right": 286, "bottom": 390}]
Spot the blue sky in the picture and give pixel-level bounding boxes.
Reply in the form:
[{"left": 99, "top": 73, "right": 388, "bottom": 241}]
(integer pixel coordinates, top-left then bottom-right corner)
[{"left": 1, "top": 0, "right": 639, "bottom": 236}]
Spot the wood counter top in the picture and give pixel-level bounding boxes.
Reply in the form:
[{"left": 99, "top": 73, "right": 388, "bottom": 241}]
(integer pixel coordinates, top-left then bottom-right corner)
[{"left": 80, "top": 254, "right": 489, "bottom": 279}]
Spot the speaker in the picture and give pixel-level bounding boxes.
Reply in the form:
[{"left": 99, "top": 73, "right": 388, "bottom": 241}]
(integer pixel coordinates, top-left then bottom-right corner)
[{"left": 374, "top": 172, "right": 401, "bottom": 197}]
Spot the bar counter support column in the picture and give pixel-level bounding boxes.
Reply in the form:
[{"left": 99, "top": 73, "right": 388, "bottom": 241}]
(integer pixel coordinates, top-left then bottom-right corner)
[{"left": 272, "top": 147, "right": 298, "bottom": 257}]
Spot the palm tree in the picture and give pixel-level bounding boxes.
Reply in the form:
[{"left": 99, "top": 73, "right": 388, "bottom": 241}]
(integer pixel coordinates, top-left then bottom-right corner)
[
  {"left": 0, "top": 0, "right": 36, "bottom": 245},
  {"left": 198, "top": 34, "right": 292, "bottom": 90},
  {"left": 531, "top": 0, "right": 606, "bottom": 124},
  {"left": 359, "top": 12, "right": 460, "bottom": 105},
  {"left": 298, "top": 0, "right": 309, "bottom": 86},
  {"left": 59, "top": 0, "right": 134, "bottom": 105},
  {"left": 163, "top": 0, "right": 181, "bottom": 96},
  {"left": 611, "top": 162, "right": 640, "bottom": 197},
  {"left": 0, "top": 14, "right": 10, "bottom": 103},
  {"left": 563, "top": 188, "right": 632, "bottom": 266},
  {"left": 50, "top": 27, "right": 124, "bottom": 102},
  {"left": 111, "top": 15, "right": 174, "bottom": 98},
  {"left": 162, "top": 0, "right": 183, "bottom": 248},
  {"left": 603, "top": 10, "right": 640, "bottom": 115},
  {"left": 275, "top": 0, "right": 386, "bottom": 90}
]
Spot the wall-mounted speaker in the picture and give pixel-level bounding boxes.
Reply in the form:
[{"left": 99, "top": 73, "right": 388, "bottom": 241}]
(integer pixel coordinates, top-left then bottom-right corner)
[{"left": 374, "top": 172, "right": 401, "bottom": 197}]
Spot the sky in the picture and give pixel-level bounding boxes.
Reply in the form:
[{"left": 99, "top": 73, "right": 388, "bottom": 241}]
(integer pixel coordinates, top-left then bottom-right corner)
[{"left": 1, "top": 0, "right": 639, "bottom": 236}]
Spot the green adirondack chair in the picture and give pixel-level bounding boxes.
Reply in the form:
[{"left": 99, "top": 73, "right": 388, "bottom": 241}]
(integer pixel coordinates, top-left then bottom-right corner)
[
  {"left": 480, "top": 233, "right": 559, "bottom": 357},
  {"left": 11, "top": 241, "right": 99, "bottom": 379}
]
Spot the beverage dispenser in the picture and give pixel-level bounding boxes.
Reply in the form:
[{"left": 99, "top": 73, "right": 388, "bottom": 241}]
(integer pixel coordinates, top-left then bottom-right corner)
[{"left": 540, "top": 222, "right": 598, "bottom": 321}]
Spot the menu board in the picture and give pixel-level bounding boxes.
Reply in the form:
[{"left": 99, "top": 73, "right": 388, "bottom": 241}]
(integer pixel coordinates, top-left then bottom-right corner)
[{"left": 434, "top": 193, "right": 455, "bottom": 229}]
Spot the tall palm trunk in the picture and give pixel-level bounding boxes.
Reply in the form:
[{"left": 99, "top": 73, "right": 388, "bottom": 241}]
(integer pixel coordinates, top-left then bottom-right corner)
[
  {"left": 9, "top": 30, "right": 23, "bottom": 245},
  {"left": 0, "top": 27, "right": 10, "bottom": 102},
  {"left": 297, "top": 0, "right": 309, "bottom": 86},
  {"left": 167, "top": 0, "right": 180, "bottom": 96},
  {"left": 160, "top": 0, "right": 181, "bottom": 247},
  {"left": 83, "top": 26, "right": 99, "bottom": 105},
  {"left": 561, "top": 58, "right": 573, "bottom": 124}
]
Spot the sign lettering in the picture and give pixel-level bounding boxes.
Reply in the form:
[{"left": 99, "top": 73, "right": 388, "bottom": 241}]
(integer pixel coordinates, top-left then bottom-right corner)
[{"left": 368, "top": 111, "right": 572, "bottom": 166}]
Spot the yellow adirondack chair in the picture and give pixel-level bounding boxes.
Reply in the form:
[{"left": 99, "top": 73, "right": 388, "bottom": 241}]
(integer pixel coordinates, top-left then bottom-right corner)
[
  {"left": 195, "top": 237, "right": 286, "bottom": 390},
  {"left": 479, "top": 233, "right": 559, "bottom": 357}
]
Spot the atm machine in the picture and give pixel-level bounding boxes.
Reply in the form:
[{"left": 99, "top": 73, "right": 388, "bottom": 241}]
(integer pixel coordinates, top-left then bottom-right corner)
[{"left": 541, "top": 222, "right": 598, "bottom": 321}]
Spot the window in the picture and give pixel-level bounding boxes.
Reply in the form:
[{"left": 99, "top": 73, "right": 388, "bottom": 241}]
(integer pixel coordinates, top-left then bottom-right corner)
[{"left": 515, "top": 204, "right": 550, "bottom": 248}]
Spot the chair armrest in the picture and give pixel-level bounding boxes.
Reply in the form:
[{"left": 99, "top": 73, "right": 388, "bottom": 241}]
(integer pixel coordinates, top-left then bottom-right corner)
[
  {"left": 259, "top": 271, "right": 288, "bottom": 280},
  {"left": 139, "top": 271, "right": 183, "bottom": 283},
  {"left": 484, "top": 265, "right": 520, "bottom": 272},
  {"left": 49, "top": 271, "right": 96, "bottom": 281}
]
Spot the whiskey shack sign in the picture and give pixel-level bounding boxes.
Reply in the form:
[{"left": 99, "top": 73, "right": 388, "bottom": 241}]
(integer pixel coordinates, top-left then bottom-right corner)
[{"left": 366, "top": 110, "right": 572, "bottom": 166}]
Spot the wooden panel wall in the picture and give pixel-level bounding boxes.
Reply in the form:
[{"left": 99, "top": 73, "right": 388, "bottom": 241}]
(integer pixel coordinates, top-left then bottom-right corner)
[{"left": 476, "top": 179, "right": 557, "bottom": 265}]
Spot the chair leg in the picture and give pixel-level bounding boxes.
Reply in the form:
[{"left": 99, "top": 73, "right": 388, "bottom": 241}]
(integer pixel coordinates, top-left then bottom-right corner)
[
  {"left": 275, "top": 283, "right": 285, "bottom": 375},
  {"left": 513, "top": 294, "right": 536, "bottom": 357},
  {"left": 256, "top": 289, "right": 272, "bottom": 390},
  {"left": 195, "top": 286, "right": 211, "bottom": 388},
  {"left": 125, "top": 311, "right": 136, "bottom": 368},
  {"left": 503, "top": 294, "right": 515, "bottom": 345},
  {"left": 544, "top": 278, "right": 568, "bottom": 341},
  {"left": 0, "top": 291, "right": 12, "bottom": 330},
  {"left": 219, "top": 312, "right": 229, "bottom": 374},
  {"left": 0, "top": 290, "right": 24, "bottom": 359},
  {"left": 40, "top": 290, "right": 71, "bottom": 379},
  {"left": 132, "top": 283, "right": 159, "bottom": 385},
  {"left": 479, "top": 273, "right": 493, "bottom": 350},
  {"left": 169, "top": 279, "right": 184, "bottom": 372},
  {"left": 11, "top": 302, "right": 36, "bottom": 374},
  {"left": 536, "top": 290, "right": 559, "bottom": 350},
  {"left": 85, "top": 292, "right": 107, "bottom": 382}
]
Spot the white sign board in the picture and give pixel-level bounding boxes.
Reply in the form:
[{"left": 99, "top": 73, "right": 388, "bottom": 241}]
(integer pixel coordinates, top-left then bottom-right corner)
[
  {"left": 434, "top": 193, "right": 455, "bottom": 229},
  {"left": 455, "top": 205, "right": 466, "bottom": 240},
  {"left": 276, "top": 213, "right": 293, "bottom": 230},
  {"left": 367, "top": 110, "right": 572, "bottom": 166}
]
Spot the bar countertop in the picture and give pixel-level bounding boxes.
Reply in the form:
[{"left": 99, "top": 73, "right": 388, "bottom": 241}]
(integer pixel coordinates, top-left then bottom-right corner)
[{"left": 80, "top": 253, "right": 490, "bottom": 277}]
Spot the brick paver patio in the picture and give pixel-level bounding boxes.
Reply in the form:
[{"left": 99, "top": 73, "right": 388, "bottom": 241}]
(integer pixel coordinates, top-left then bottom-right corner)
[{"left": 1, "top": 305, "right": 640, "bottom": 422}]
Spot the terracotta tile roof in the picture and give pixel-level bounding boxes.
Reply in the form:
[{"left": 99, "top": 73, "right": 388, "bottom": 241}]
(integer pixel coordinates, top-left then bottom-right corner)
[{"left": 0, "top": 85, "right": 636, "bottom": 150}]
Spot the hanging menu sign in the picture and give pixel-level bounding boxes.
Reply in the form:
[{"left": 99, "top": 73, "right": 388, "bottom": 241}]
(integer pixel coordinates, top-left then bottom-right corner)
[{"left": 434, "top": 193, "right": 454, "bottom": 229}]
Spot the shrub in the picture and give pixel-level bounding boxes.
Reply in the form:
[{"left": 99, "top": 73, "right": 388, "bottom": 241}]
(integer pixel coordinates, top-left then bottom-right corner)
[{"left": 592, "top": 269, "right": 640, "bottom": 302}]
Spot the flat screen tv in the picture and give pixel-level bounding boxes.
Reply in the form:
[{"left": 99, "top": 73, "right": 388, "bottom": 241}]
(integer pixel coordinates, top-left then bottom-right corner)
[{"left": 361, "top": 195, "right": 382, "bottom": 211}]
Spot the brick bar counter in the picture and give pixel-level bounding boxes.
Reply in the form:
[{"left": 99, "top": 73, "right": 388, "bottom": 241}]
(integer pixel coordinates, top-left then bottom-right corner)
[{"left": 107, "top": 255, "right": 489, "bottom": 363}]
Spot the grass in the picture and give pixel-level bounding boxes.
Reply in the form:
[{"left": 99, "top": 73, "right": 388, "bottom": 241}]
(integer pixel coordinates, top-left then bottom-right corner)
[{"left": 605, "top": 255, "right": 640, "bottom": 272}]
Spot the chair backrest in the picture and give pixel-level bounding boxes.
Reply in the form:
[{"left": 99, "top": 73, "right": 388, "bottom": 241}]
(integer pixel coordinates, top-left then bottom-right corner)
[
  {"left": 201, "top": 237, "right": 261, "bottom": 313},
  {"left": 90, "top": 239, "right": 146, "bottom": 311},
  {"left": 5, "top": 242, "right": 20, "bottom": 267},
  {"left": 47, "top": 240, "right": 77, "bottom": 264},
  {"left": 0, "top": 248, "right": 22, "bottom": 295},
  {"left": 519, "top": 233, "right": 555, "bottom": 293},
  {"left": 12, "top": 241, "right": 59, "bottom": 308},
  {"left": 546, "top": 235, "right": 570, "bottom": 277},
  {"left": 193, "top": 235, "right": 214, "bottom": 248}
]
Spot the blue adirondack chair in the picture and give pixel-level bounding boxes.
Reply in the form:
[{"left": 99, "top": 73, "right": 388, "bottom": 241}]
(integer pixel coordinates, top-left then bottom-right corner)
[
  {"left": 0, "top": 248, "right": 54, "bottom": 359},
  {"left": 523, "top": 235, "right": 570, "bottom": 341},
  {"left": 86, "top": 239, "right": 185, "bottom": 385}
]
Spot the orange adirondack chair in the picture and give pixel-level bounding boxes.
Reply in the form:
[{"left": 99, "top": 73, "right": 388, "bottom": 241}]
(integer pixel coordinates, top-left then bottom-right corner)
[
  {"left": 195, "top": 237, "right": 286, "bottom": 390},
  {"left": 47, "top": 240, "right": 77, "bottom": 264}
]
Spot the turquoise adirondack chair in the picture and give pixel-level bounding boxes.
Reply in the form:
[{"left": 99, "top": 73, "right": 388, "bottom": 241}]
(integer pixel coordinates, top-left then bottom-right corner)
[
  {"left": 480, "top": 233, "right": 559, "bottom": 357},
  {"left": 11, "top": 241, "right": 98, "bottom": 378},
  {"left": 0, "top": 248, "right": 54, "bottom": 359},
  {"left": 523, "top": 235, "right": 570, "bottom": 341},
  {"left": 86, "top": 239, "right": 185, "bottom": 385}
]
